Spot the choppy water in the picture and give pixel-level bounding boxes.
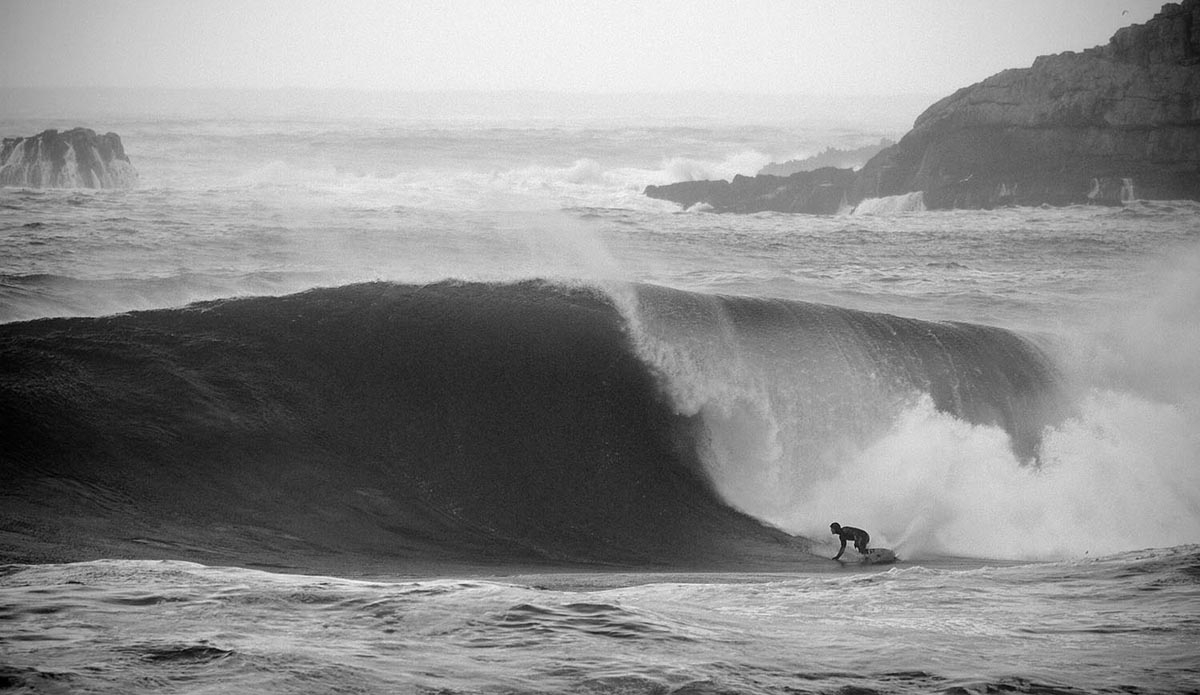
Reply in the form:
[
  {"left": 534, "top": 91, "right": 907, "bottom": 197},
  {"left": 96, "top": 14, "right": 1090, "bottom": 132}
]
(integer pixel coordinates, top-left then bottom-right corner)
[
  {"left": 2, "top": 90, "right": 1200, "bottom": 693},
  {"left": 3, "top": 549, "right": 1199, "bottom": 694}
]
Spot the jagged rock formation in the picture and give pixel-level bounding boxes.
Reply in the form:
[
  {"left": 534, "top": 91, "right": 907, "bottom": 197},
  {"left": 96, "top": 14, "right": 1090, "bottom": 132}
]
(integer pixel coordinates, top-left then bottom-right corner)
[
  {"left": 0, "top": 128, "right": 138, "bottom": 189},
  {"left": 648, "top": 1, "right": 1200, "bottom": 212},
  {"left": 758, "top": 139, "right": 895, "bottom": 177}
]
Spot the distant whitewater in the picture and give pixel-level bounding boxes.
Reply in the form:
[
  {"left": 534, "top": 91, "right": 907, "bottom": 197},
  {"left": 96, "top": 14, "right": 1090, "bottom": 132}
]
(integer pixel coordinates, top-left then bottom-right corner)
[{"left": 852, "top": 191, "right": 926, "bottom": 215}]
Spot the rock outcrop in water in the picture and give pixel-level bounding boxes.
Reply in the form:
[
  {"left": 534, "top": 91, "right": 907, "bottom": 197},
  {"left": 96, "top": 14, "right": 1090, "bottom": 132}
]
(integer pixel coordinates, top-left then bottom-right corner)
[
  {"left": 647, "top": 1, "right": 1200, "bottom": 212},
  {"left": 645, "top": 167, "right": 856, "bottom": 214},
  {"left": 757, "top": 139, "right": 895, "bottom": 177},
  {"left": 0, "top": 128, "right": 138, "bottom": 189}
]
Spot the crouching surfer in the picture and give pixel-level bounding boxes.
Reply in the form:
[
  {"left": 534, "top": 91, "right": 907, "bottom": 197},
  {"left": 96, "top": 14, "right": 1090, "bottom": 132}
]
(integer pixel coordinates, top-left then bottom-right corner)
[{"left": 830, "top": 522, "right": 869, "bottom": 560}]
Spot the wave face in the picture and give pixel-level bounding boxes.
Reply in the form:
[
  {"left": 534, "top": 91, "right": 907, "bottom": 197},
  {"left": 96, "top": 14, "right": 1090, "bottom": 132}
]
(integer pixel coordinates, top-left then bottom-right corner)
[
  {"left": 0, "top": 281, "right": 802, "bottom": 570},
  {"left": 0, "top": 281, "right": 1064, "bottom": 570}
]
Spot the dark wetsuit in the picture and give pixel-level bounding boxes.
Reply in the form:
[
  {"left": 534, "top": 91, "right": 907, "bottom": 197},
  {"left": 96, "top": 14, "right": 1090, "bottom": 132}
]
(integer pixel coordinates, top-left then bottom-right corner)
[{"left": 831, "top": 524, "right": 870, "bottom": 560}]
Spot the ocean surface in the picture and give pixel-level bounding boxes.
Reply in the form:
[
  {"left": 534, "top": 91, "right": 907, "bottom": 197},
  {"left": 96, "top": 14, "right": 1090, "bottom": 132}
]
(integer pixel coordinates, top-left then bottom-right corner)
[{"left": 2, "top": 90, "right": 1199, "bottom": 693}]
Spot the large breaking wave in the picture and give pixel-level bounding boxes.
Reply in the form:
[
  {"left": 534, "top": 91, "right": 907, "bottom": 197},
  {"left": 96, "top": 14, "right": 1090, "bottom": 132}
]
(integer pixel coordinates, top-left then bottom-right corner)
[
  {"left": 0, "top": 281, "right": 802, "bottom": 571},
  {"left": 4, "top": 278, "right": 1190, "bottom": 569},
  {"left": 618, "top": 284, "right": 1069, "bottom": 559}
]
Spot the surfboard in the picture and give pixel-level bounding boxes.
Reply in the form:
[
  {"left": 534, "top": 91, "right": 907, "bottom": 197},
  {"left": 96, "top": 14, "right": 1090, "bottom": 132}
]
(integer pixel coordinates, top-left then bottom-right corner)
[{"left": 837, "top": 548, "right": 897, "bottom": 565}]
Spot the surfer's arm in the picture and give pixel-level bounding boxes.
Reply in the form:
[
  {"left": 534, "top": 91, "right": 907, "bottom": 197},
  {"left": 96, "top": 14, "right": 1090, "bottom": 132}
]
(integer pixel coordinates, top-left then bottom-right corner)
[{"left": 833, "top": 538, "right": 846, "bottom": 560}]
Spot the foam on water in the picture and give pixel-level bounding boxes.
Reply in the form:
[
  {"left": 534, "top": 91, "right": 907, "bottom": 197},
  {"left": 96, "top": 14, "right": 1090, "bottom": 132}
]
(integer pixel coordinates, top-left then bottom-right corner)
[
  {"left": 217, "top": 156, "right": 683, "bottom": 213},
  {"left": 799, "top": 390, "right": 1200, "bottom": 561},
  {"left": 3, "top": 549, "right": 1198, "bottom": 694},
  {"left": 787, "top": 245, "right": 1200, "bottom": 560}
]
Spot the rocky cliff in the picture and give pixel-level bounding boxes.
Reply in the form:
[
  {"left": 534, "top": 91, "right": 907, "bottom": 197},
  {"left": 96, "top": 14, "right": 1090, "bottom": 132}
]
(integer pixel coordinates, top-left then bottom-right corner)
[
  {"left": 855, "top": 0, "right": 1200, "bottom": 208},
  {"left": 0, "top": 128, "right": 138, "bottom": 189},
  {"left": 647, "top": 1, "right": 1200, "bottom": 212}
]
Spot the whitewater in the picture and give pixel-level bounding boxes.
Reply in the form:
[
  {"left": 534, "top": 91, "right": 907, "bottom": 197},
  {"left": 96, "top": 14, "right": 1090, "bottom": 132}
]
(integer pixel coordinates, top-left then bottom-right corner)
[{"left": 2, "top": 90, "right": 1199, "bottom": 693}]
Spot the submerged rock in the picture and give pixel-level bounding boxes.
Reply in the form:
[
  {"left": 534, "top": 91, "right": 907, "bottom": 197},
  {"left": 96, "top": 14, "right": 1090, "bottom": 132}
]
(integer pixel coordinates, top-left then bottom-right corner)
[{"left": 0, "top": 128, "right": 138, "bottom": 189}]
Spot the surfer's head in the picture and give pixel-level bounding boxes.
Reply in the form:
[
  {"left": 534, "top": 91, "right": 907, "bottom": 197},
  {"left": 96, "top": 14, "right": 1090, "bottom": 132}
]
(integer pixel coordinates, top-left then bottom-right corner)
[{"left": 830, "top": 522, "right": 841, "bottom": 534}]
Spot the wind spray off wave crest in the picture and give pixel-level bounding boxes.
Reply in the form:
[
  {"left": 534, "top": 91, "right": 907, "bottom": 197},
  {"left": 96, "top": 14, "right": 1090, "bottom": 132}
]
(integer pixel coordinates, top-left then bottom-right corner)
[
  {"left": 852, "top": 191, "right": 926, "bottom": 215},
  {"left": 659, "top": 150, "right": 774, "bottom": 184},
  {"left": 1011, "top": 240, "right": 1200, "bottom": 560},
  {"left": 802, "top": 389, "right": 1198, "bottom": 561}
]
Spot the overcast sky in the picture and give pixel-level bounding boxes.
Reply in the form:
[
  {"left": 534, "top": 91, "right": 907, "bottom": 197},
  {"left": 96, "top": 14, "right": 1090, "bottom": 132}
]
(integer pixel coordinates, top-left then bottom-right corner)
[{"left": 1, "top": 0, "right": 1166, "bottom": 95}]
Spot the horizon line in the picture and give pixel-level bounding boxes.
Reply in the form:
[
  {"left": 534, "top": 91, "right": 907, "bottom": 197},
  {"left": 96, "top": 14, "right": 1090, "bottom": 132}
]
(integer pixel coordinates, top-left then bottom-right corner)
[{"left": 0, "top": 85, "right": 945, "bottom": 99}]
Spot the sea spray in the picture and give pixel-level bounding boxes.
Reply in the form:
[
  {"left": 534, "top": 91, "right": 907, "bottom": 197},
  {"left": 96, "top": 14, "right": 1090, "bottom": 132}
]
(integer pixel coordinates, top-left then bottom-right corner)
[
  {"left": 1088, "top": 239, "right": 1200, "bottom": 404},
  {"left": 784, "top": 243, "right": 1200, "bottom": 561},
  {"left": 613, "top": 284, "right": 1064, "bottom": 555},
  {"left": 790, "top": 389, "right": 1200, "bottom": 561},
  {"left": 852, "top": 191, "right": 927, "bottom": 215},
  {"left": 1004, "top": 239, "right": 1200, "bottom": 559},
  {"left": 659, "top": 150, "right": 775, "bottom": 184}
]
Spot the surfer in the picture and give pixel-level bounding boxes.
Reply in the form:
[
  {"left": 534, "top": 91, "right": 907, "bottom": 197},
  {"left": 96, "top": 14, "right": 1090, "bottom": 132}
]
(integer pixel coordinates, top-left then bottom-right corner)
[{"left": 830, "top": 522, "right": 870, "bottom": 560}]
